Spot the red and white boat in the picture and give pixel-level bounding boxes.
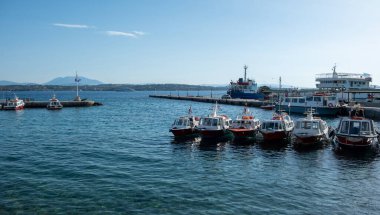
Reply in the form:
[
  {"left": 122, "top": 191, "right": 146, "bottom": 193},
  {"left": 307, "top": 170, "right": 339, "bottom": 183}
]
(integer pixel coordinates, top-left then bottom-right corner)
[
  {"left": 197, "top": 102, "right": 232, "bottom": 140},
  {"left": 47, "top": 95, "right": 63, "bottom": 110},
  {"left": 259, "top": 112, "right": 294, "bottom": 142},
  {"left": 292, "top": 110, "right": 329, "bottom": 147},
  {"left": 170, "top": 106, "right": 200, "bottom": 137},
  {"left": 228, "top": 106, "right": 260, "bottom": 139},
  {"left": 3, "top": 95, "right": 25, "bottom": 110},
  {"left": 333, "top": 114, "right": 379, "bottom": 150}
]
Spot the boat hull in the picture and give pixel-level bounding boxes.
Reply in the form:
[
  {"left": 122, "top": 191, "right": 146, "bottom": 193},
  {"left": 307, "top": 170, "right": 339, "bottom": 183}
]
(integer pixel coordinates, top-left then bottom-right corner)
[
  {"left": 260, "top": 105, "right": 274, "bottom": 110},
  {"left": 229, "top": 128, "right": 257, "bottom": 139},
  {"left": 276, "top": 105, "right": 339, "bottom": 116},
  {"left": 199, "top": 129, "right": 230, "bottom": 140},
  {"left": 3, "top": 105, "right": 24, "bottom": 110},
  {"left": 334, "top": 135, "right": 379, "bottom": 150},
  {"left": 170, "top": 128, "right": 197, "bottom": 137},
  {"left": 47, "top": 106, "right": 63, "bottom": 110},
  {"left": 260, "top": 130, "right": 289, "bottom": 142}
]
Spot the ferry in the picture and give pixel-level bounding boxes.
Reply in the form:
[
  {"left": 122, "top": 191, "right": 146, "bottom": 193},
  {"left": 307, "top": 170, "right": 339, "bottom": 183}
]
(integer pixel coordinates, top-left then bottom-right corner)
[
  {"left": 47, "top": 95, "right": 63, "bottom": 110},
  {"left": 332, "top": 112, "right": 379, "bottom": 151},
  {"left": 170, "top": 106, "right": 200, "bottom": 137},
  {"left": 276, "top": 93, "right": 339, "bottom": 116},
  {"left": 227, "top": 65, "right": 265, "bottom": 100},
  {"left": 316, "top": 64, "right": 378, "bottom": 102},
  {"left": 259, "top": 112, "right": 294, "bottom": 142},
  {"left": 3, "top": 95, "right": 25, "bottom": 110},
  {"left": 197, "top": 102, "right": 232, "bottom": 140},
  {"left": 228, "top": 106, "right": 260, "bottom": 140},
  {"left": 292, "top": 110, "right": 330, "bottom": 147}
]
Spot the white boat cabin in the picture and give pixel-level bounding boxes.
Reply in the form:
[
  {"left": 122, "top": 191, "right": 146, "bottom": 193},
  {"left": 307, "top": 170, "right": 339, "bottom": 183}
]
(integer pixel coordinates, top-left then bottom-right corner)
[
  {"left": 282, "top": 95, "right": 338, "bottom": 107},
  {"left": 337, "top": 118, "right": 377, "bottom": 136},
  {"left": 172, "top": 117, "right": 198, "bottom": 128},
  {"left": 231, "top": 117, "right": 260, "bottom": 129},
  {"left": 199, "top": 117, "right": 232, "bottom": 130}
]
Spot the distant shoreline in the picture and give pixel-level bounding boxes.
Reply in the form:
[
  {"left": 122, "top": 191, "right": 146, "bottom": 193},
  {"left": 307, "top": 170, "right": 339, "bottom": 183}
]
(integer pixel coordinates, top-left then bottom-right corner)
[{"left": 0, "top": 84, "right": 227, "bottom": 92}]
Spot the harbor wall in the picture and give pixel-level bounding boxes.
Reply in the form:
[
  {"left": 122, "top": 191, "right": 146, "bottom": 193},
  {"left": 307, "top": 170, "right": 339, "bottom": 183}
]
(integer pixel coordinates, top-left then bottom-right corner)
[{"left": 149, "top": 95, "right": 266, "bottom": 107}]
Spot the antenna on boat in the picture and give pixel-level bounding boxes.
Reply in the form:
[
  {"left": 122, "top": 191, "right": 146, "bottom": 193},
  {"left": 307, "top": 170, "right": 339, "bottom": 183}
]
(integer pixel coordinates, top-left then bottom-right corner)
[
  {"left": 211, "top": 101, "right": 218, "bottom": 117},
  {"left": 244, "top": 65, "right": 248, "bottom": 82}
]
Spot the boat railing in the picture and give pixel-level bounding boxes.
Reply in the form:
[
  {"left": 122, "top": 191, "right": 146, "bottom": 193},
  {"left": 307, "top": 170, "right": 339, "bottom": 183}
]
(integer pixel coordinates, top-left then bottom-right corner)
[{"left": 315, "top": 73, "right": 371, "bottom": 80}]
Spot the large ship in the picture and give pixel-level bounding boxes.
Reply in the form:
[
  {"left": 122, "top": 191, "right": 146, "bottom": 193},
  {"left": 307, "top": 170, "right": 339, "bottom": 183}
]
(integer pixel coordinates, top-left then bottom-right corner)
[
  {"left": 227, "top": 65, "right": 265, "bottom": 100},
  {"left": 315, "top": 64, "right": 379, "bottom": 102}
]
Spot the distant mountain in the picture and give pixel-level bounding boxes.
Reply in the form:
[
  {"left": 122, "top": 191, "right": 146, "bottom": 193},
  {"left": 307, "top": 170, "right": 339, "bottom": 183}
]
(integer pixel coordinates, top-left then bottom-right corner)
[
  {"left": 44, "top": 76, "right": 104, "bottom": 85},
  {"left": 0, "top": 80, "right": 39, "bottom": 86},
  {"left": 0, "top": 80, "right": 19, "bottom": 85}
]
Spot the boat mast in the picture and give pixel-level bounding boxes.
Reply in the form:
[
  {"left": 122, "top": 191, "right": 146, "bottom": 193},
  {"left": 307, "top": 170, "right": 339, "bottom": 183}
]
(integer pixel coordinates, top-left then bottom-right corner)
[
  {"left": 244, "top": 65, "right": 248, "bottom": 82},
  {"left": 74, "top": 71, "right": 81, "bottom": 101}
]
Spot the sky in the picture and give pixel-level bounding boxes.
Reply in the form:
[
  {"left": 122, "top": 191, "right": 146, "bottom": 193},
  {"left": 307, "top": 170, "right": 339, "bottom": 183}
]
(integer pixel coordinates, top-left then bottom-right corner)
[{"left": 0, "top": 0, "right": 379, "bottom": 87}]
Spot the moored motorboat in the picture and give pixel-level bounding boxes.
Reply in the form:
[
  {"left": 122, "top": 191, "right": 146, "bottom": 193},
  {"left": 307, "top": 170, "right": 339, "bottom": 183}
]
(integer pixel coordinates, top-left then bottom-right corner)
[
  {"left": 292, "top": 110, "right": 330, "bottom": 147},
  {"left": 170, "top": 106, "right": 200, "bottom": 137},
  {"left": 228, "top": 106, "right": 260, "bottom": 140},
  {"left": 332, "top": 112, "right": 379, "bottom": 151},
  {"left": 197, "top": 102, "right": 232, "bottom": 140},
  {"left": 47, "top": 95, "right": 63, "bottom": 110},
  {"left": 259, "top": 112, "right": 294, "bottom": 142},
  {"left": 3, "top": 95, "right": 25, "bottom": 110},
  {"left": 276, "top": 93, "right": 339, "bottom": 116}
]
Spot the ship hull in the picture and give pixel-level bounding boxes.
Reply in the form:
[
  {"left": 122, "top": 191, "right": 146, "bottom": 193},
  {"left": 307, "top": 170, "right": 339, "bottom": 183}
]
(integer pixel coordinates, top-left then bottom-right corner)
[
  {"left": 228, "top": 91, "right": 264, "bottom": 100},
  {"left": 276, "top": 105, "right": 339, "bottom": 116}
]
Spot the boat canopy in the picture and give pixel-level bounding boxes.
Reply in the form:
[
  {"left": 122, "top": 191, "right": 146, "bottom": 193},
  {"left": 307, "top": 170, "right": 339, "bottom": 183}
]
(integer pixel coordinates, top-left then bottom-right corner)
[{"left": 339, "top": 119, "right": 376, "bottom": 135}]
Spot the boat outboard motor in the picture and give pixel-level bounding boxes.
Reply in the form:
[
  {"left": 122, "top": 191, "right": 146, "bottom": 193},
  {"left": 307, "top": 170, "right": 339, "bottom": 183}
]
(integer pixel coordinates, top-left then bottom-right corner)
[{"left": 329, "top": 127, "right": 336, "bottom": 138}]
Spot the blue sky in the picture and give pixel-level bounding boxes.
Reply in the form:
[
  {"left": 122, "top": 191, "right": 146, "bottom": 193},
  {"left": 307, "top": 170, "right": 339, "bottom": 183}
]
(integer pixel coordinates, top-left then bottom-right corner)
[{"left": 0, "top": 0, "right": 379, "bottom": 87}]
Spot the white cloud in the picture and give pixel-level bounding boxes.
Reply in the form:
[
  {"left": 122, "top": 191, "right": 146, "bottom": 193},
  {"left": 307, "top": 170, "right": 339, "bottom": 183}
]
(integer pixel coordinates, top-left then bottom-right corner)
[
  {"left": 106, "top": 31, "right": 137, "bottom": 38},
  {"left": 133, "top": 31, "right": 146, "bottom": 36},
  {"left": 53, "top": 23, "right": 90, "bottom": 29}
]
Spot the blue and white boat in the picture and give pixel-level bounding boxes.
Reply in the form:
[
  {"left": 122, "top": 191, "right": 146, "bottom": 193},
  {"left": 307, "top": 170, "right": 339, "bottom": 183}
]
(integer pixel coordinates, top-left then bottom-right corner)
[
  {"left": 227, "top": 65, "right": 265, "bottom": 100},
  {"left": 276, "top": 93, "right": 340, "bottom": 116}
]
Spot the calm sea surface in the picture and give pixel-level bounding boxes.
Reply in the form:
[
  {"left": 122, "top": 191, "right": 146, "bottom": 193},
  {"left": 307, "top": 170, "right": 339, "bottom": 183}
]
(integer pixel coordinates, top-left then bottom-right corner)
[{"left": 1, "top": 91, "right": 380, "bottom": 214}]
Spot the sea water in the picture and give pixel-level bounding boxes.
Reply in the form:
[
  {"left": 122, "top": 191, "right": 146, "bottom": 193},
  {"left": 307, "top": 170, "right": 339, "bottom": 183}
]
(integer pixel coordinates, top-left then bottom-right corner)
[{"left": 1, "top": 91, "right": 379, "bottom": 214}]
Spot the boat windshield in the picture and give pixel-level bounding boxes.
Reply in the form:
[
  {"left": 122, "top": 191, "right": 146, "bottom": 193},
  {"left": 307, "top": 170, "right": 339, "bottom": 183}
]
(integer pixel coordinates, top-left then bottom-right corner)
[
  {"left": 174, "top": 118, "right": 189, "bottom": 126},
  {"left": 296, "top": 121, "right": 319, "bottom": 129},
  {"left": 340, "top": 120, "right": 373, "bottom": 135},
  {"left": 262, "top": 122, "right": 283, "bottom": 130},
  {"left": 201, "top": 118, "right": 219, "bottom": 126}
]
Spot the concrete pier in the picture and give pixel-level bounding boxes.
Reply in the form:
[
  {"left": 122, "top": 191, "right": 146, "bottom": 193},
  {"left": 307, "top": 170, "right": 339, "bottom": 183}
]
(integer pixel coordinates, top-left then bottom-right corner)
[
  {"left": 150, "top": 95, "right": 380, "bottom": 121},
  {"left": 149, "top": 95, "right": 267, "bottom": 107},
  {"left": 1, "top": 100, "right": 102, "bottom": 109}
]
